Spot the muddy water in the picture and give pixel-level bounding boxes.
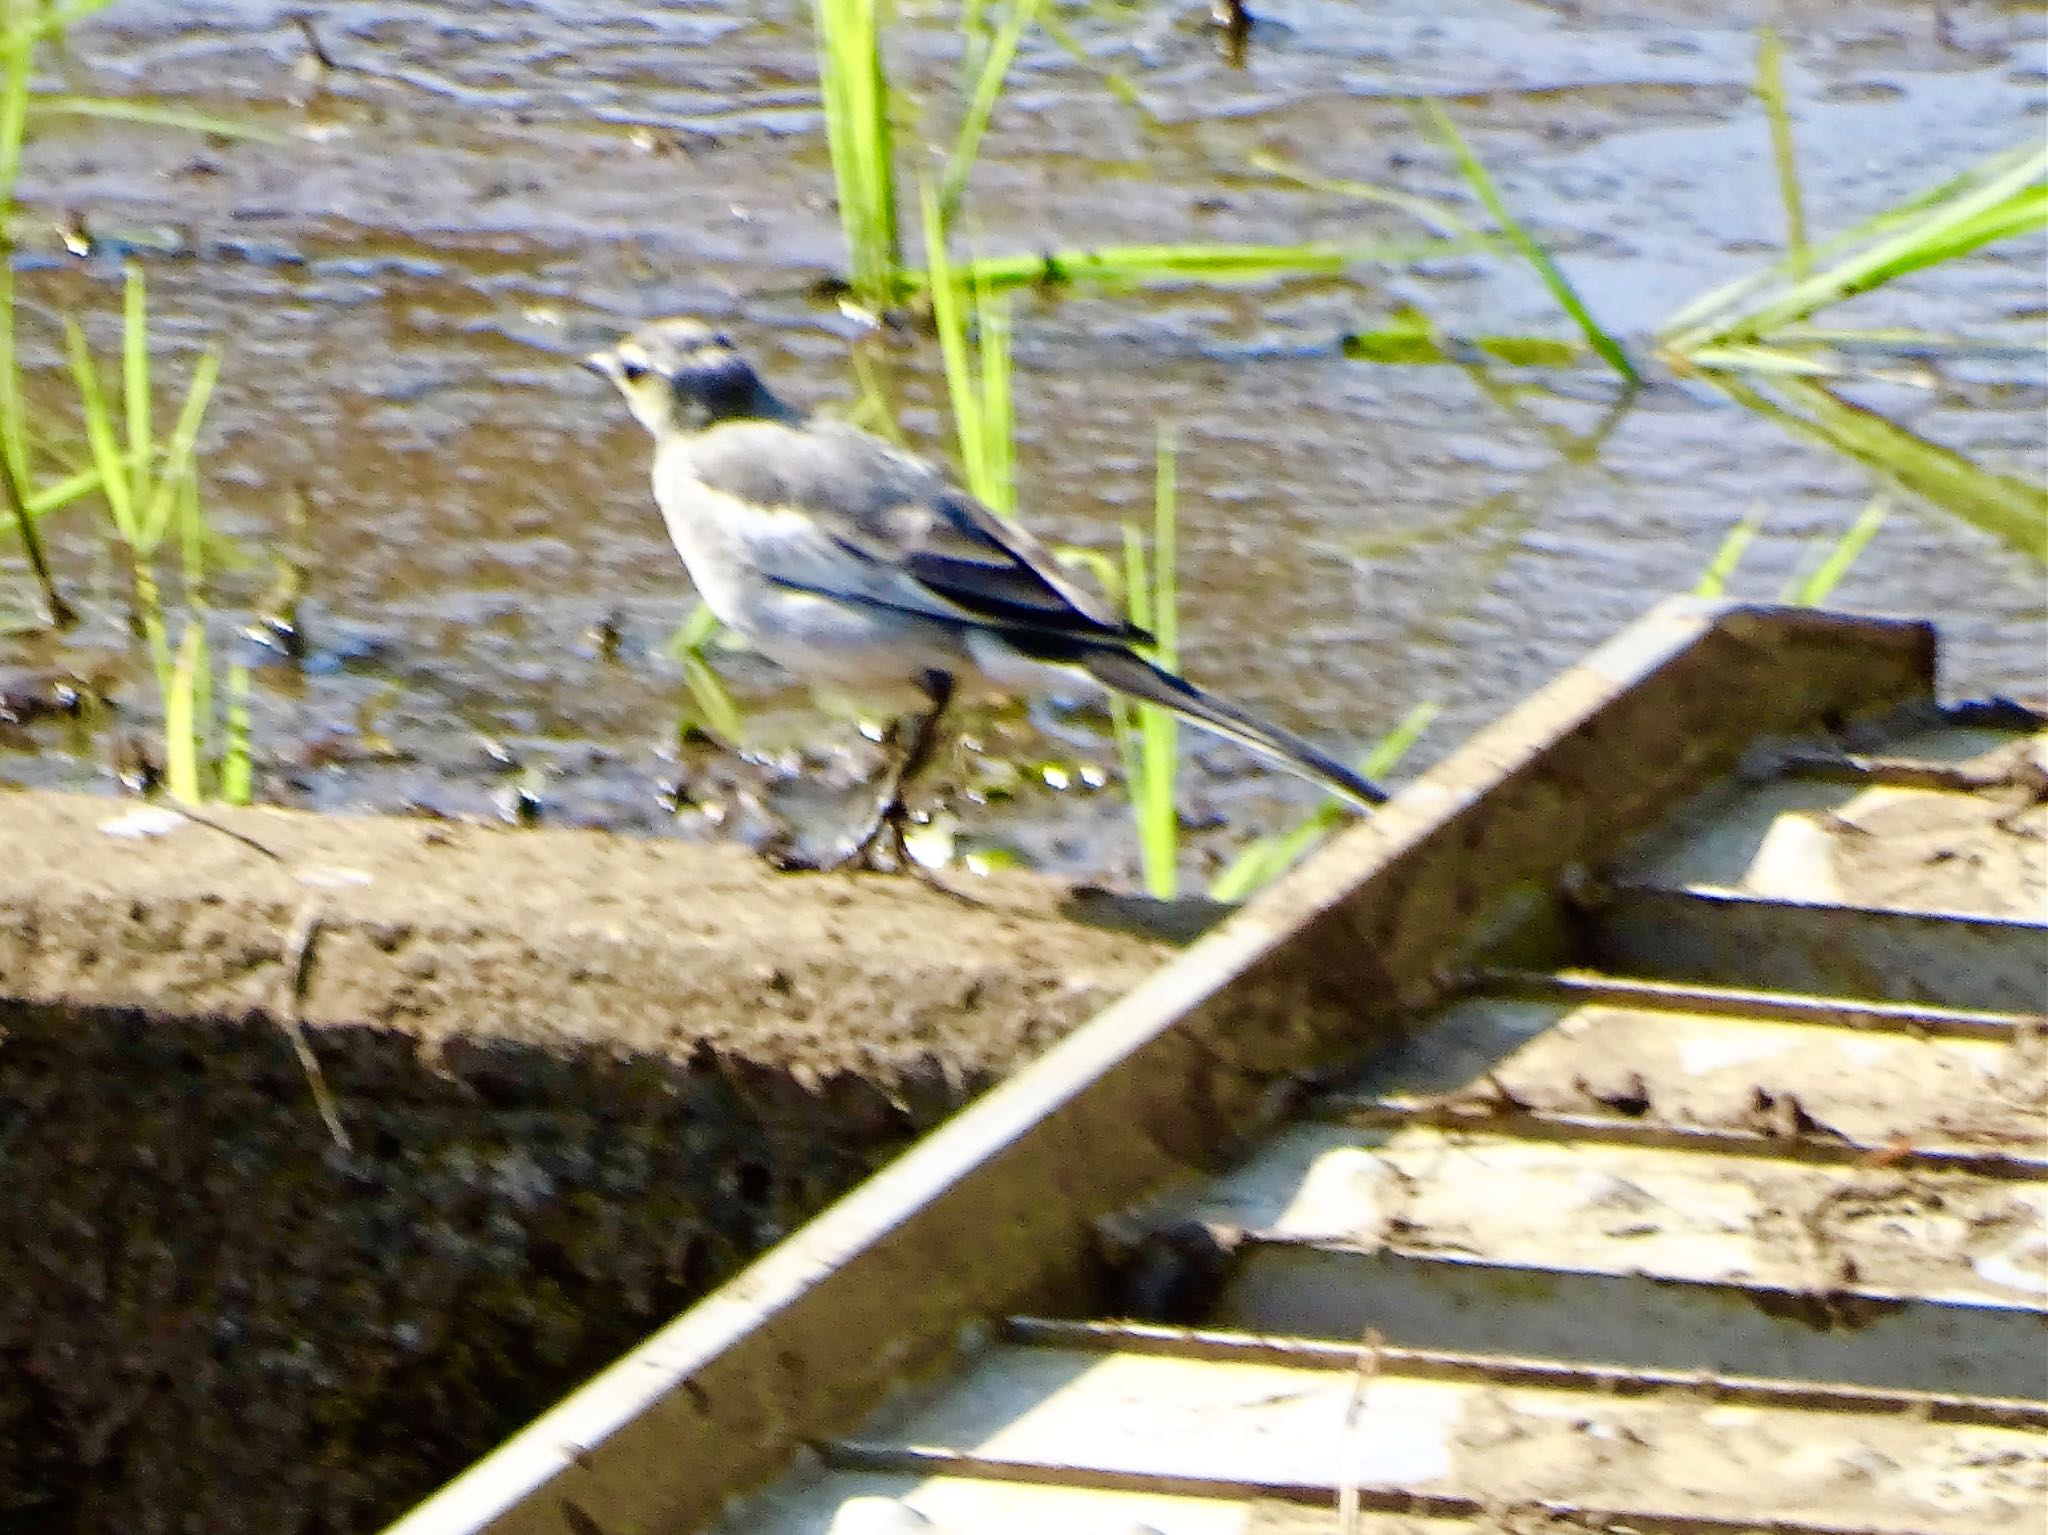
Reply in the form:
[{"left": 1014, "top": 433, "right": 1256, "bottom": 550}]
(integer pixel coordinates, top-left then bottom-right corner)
[{"left": 0, "top": 0, "right": 2041, "bottom": 883}]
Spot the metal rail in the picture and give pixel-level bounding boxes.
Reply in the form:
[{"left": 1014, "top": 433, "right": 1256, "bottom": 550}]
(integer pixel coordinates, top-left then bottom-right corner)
[
  {"left": 1466, "top": 967, "right": 2043, "bottom": 1042},
  {"left": 998, "top": 1317, "right": 2048, "bottom": 1429},
  {"left": 1313, "top": 1093, "right": 2048, "bottom": 1180}
]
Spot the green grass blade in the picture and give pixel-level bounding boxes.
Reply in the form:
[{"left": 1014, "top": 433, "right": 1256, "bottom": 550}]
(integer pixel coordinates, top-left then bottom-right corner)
[
  {"left": 1128, "top": 427, "right": 1179, "bottom": 900},
  {"left": 23, "top": 461, "right": 103, "bottom": 517},
  {"left": 0, "top": 0, "right": 117, "bottom": 57},
  {"left": 177, "top": 469, "right": 205, "bottom": 599},
  {"left": 0, "top": 26, "right": 55, "bottom": 611},
  {"left": 845, "top": 345, "right": 911, "bottom": 447},
  {"left": 1034, "top": 4, "right": 1144, "bottom": 115},
  {"left": 1659, "top": 144, "right": 2041, "bottom": 343},
  {"left": 189, "top": 614, "right": 213, "bottom": 791},
  {"left": 666, "top": 600, "right": 746, "bottom": 745},
  {"left": 678, "top": 652, "right": 747, "bottom": 747},
  {"left": 814, "top": 0, "right": 900, "bottom": 301},
  {"left": 0, "top": 25, "right": 28, "bottom": 509},
  {"left": 976, "top": 270, "right": 1014, "bottom": 514},
  {"left": 1755, "top": 28, "right": 1807, "bottom": 275},
  {"left": 0, "top": 267, "right": 24, "bottom": 487},
  {"left": 858, "top": 0, "right": 899, "bottom": 285},
  {"left": 1718, "top": 373, "right": 2047, "bottom": 563},
  {"left": 122, "top": 262, "right": 151, "bottom": 517},
  {"left": 1342, "top": 308, "right": 1583, "bottom": 368},
  {"left": 134, "top": 563, "right": 172, "bottom": 698},
  {"left": 1209, "top": 701, "right": 1438, "bottom": 902},
  {"left": 1052, "top": 542, "right": 1121, "bottom": 602},
  {"left": 814, "top": 0, "right": 858, "bottom": 258},
  {"left": 917, "top": 235, "right": 1479, "bottom": 294},
  {"left": 1120, "top": 522, "right": 1152, "bottom": 637},
  {"left": 1665, "top": 142, "right": 2047, "bottom": 350},
  {"left": 1150, "top": 425, "right": 1178, "bottom": 668},
  {"left": 63, "top": 317, "right": 137, "bottom": 543},
  {"left": 1117, "top": 510, "right": 1177, "bottom": 901},
  {"left": 938, "top": 0, "right": 1042, "bottom": 232},
  {"left": 1471, "top": 336, "right": 1584, "bottom": 367},
  {"left": 667, "top": 598, "right": 723, "bottom": 660},
  {"left": 1744, "top": 145, "right": 2046, "bottom": 335},
  {"left": 1423, "top": 101, "right": 1639, "bottom": 383},
  {"left": 1106, "top": 688, "right": 1139, "bottom": 876},
  {"left": 1248, "top": 151, "right": 1483, "bottom": 239},
  {"left": 164, "top": 617, "right": 205, "bottom": 804},
  {"left": 139, "top": 346, "right": 219, "bottom": 551},
  {"left": 923, "top": 191, "right": 978, "bottom": 483},
  {"left": 921, "top": 180, "right": 1009, "bottom": 508},
  {"left": 220, "top": 660, "right": 253, "bottom": 805},
  {"left": 1114, "top": 525, "right": 1148, "bottom": 809},
  {"left": 1678, "top": 343, "right": 1842, "bottom": 376},
  {"left": 0, "top": 31, "right": 30, "bottom": 219},
  {"left": 1840, "top": 182, "right": 2047, "bottom": 293},
  {"left": 1735, "top": 167, "right": 2045, "bottom": 341},
  {"left": 1693, "top": 504, "right": 1767, "bottom": 596},
  {"left": 1788, "top": 495, "right": 1889, "bottom": 606},
  {"left": 0, "top": 456, "right": 63, "bottom": 621},
  {"left": 1132, "top": 703, "right": 1177, "bottom": 897},
  {"left": 29, "top": 94, "right": 289, "bottom": 141},
  {"left": 0, "top": 260, "right": 65, "bottom": 621},
  {"left": 1341, "top": 308, "right": 1443, "bottom": 365}
]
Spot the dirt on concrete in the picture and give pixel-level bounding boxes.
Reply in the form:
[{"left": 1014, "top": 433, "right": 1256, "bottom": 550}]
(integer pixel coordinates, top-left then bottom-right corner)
[
  {"left": 1629, "top": 730, "right": 2048, "bottom": 923},
  {"left": 0, "top": 791, "right": 1182, "bottom": 1535}
]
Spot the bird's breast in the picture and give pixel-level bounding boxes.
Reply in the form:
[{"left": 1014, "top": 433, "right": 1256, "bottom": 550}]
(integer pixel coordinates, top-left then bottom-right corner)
[{"left": 646, "top": 460, "right": 774, "bottom": 628}]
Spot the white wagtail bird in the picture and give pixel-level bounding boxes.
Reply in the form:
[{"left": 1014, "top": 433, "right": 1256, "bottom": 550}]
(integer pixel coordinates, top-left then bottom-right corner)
[{"left": 586, "top": 318, "right": 1387, "bottom": 869}]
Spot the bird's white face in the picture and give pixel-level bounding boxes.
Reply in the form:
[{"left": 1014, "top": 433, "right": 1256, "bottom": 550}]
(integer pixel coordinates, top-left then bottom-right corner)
[
  {"left": 584, "top": 320, "right": 764, "bottom": 437},
  {"left": 585, "top": 335, "right": 682, "bottom": 436}
]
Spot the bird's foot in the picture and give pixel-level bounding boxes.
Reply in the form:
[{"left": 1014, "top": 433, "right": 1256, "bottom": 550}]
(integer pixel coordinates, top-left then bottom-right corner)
[
  {"left": 755, "top": 829, "right": 821, "bottom": 874},
  {"left": 764, "top": 799, "right": 981, "bottom": 905},
  {"left": 814, "top": 791, "right": 905, "bottom": 871},
  {"left": 751, "top": 800, "right": 903, "bottom": 874},
  {"left": 750, "top": 786, "right": 906, "bottom": 873}
]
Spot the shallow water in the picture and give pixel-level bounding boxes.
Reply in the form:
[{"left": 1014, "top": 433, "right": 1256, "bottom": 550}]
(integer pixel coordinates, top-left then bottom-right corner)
[{"left": 1, "top": 0, "right": 2042, "bottom": 884}]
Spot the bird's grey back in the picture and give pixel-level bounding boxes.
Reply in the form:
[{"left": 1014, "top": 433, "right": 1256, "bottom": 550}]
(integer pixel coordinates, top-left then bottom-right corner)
[
  {"left": 679, "top": 418, "right": 957, "bottom": 528},
  {"left": 669, "top": 417, "right": 1135, "bottom": 643}
]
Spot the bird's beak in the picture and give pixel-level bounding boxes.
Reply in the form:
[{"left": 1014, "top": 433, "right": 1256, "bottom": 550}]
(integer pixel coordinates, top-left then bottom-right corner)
[{"left": 582, "top": 348, "right": 620, "bottom": 380}]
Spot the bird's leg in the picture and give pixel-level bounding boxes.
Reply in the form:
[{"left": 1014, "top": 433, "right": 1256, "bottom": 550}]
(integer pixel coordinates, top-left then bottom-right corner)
[{"left": 835, "top": 669, "right": 954, "bottom": 873}]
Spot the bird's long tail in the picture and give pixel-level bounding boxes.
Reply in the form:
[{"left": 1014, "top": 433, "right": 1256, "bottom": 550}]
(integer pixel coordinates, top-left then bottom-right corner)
[{"left": 1074, "top": 647, "right": 1389, "bottom": 809}]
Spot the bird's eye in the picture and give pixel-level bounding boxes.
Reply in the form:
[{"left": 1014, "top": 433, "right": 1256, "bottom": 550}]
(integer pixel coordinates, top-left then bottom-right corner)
[{"left": 619, "top": 360, "right": 650, "bottom": 383}]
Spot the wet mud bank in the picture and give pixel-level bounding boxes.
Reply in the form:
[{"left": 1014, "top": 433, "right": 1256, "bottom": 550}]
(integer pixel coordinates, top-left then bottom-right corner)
[
  {"left": 0, "top": 792, "right": 1176, "bottom": 1535},
  {"left": 0, "top": 0, "right": 2041, "bottom": 881}
]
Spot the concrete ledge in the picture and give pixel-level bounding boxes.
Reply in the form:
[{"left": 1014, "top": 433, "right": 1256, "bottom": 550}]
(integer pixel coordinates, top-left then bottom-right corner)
[
  {"left": 0, "top": 795, "right": 1176, "bottom": 1083},
  {"left": 0, "top": 798, "right": 1178, "bottom": 1534}
]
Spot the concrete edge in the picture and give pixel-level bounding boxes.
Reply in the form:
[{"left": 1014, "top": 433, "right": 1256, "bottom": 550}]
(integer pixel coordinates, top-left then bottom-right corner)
[{"left": 0, "top": 787, "right": 1190, "bottom": 1086}]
